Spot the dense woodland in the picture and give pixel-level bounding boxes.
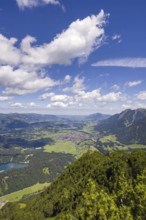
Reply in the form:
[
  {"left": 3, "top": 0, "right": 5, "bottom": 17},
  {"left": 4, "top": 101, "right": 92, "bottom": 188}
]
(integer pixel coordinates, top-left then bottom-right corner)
[
  {"left": 0, "top": 152, "right": 74, "bottom": 195},
  {"left": 1, "top": 150, "right": 146, "bottom": 219}
]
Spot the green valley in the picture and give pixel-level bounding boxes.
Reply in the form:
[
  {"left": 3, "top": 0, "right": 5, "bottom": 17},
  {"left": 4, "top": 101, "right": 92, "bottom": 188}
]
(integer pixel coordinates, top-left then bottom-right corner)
[{"left": 1, "top": 109, "right": 146, "bottom": 218}]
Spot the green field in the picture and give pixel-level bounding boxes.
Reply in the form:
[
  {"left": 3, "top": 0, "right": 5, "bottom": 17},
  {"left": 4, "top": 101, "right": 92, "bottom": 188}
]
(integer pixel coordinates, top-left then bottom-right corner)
[
  {"left": 81, "top": 122, "right": 97, "bottom": 134},
  {"left": 103, "top": 144, "right": 146, "bottom": 152},
  {"left": 100, "top": 135, "right": 119, "bottom": 143},
  {"left": 44, "top": 140, "right": 77, "bottom": 155},
  {"left": 44, "top": 139, "right": 98, "bottom": 159},
  {"left": 117, "top": 144, "right": 146, "bottom": 151},
  {"left": 0, "top": 182, "right": 50, "bottom": 202},
  {"left": 103, "top": 146, "right": 114, "bottom": 151}
]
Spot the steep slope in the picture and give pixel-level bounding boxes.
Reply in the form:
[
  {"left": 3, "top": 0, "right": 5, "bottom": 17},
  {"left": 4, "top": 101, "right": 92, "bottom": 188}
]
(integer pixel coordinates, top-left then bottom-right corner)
[
  {"left": 95, "top": 108, "right": 146, "bottom": 144},
  {"left": 1, "top": 150, "right": 146, "bottom": 220}
]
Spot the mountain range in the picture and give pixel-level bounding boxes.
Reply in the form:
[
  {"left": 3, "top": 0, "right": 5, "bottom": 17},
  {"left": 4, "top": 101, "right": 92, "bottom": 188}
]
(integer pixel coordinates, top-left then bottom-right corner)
[
  {"left": 95, "top": 108, "right": 146, "bottom": 144},
  {"left": 1, "top": 108, "right": 146, "bottom": 220}
]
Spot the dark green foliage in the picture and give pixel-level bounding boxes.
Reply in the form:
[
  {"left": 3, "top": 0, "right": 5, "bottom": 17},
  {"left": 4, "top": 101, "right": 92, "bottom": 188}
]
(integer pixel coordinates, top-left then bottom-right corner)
[
  {"left": 0, "top": 152, "right": 74, "bottom": 195},
  {"left": 0, "top": 113, "right": 89, "bottom": 195},
  {"left": 2, "top": 150, "right": 146, "bottom": 219},
  {"left": 0, "top": 136, "right": 54, "bottom": 149}
]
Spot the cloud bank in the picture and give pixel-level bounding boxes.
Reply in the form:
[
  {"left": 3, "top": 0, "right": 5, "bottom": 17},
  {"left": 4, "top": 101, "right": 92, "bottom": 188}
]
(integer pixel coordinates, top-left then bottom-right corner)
[{"left": 42, "top": 84, "right": 122, "bottom": 109}]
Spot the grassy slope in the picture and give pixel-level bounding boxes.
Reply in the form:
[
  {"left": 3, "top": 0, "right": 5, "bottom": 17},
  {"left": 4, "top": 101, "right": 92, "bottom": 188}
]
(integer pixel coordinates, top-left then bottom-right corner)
[
  {"left": 44, "top": 139, "right": 98, "bottom": 159},
  {"left": 99, "top": 134, "right": 119, "bottom": 143},
  {"left": 117, "top": 144, "right": 146, "bottom": 150},
  {"left": 0, "top": 182, "right": 50, "bottom": 202},
  {"left": 99, "top": 135, "right": 146, "bottom": 151},
  {"left": 43, "top": 140, "right": 77, "bottom": 155}
]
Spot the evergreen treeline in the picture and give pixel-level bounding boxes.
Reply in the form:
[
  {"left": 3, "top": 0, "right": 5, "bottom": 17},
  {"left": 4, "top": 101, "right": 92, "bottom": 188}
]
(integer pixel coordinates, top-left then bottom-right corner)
[
  {"left": 0, "top": 152, "right": 74, "bottom": 195},
  {"left": 1, "top": 150, "right": 146, "bottom": 219}
]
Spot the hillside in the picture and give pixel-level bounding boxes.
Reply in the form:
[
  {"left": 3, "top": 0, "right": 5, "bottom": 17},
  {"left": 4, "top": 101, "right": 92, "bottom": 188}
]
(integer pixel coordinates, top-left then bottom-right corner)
[
  {"left": 95, "top": 108, "right": 146, "bottom": 144},
  {"left": 1, "top": 150, "right": 146, "bottom": 219},
  {"left": 85, "top": 112, "right": 110, "bottom": 121},
  {"left": 0, "top": 113, "right": 98, "bottom": 196},
  {"left": 0, "top": 113, "right": 58, "bottom": 124},
  {"left": 1, "top": 109, "right": 146, "bottom": 197}
]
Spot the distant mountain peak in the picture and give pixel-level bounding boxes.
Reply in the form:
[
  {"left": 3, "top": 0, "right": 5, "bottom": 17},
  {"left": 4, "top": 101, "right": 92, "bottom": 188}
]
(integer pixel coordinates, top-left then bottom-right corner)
[
  {"left": 118, "top": 108, "right": 146, "bottom": 122},
  {"left": 86, "top": 112, "right": 110, "bottom": 121},
  {"left": 95, "top": 108, "right": 146, "bottom": 145}
]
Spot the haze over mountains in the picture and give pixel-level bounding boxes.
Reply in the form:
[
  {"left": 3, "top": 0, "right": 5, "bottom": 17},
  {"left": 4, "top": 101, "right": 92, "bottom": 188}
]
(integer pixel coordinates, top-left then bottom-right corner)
[
  {"left": 0, "top": 108, "right": 146, "bottom": 147},
  {"left": 85, "top": 113, "right": 110, "bottom": 121},
  {"left": 1, "top": 108, "right": 146, "bottom": 144}
]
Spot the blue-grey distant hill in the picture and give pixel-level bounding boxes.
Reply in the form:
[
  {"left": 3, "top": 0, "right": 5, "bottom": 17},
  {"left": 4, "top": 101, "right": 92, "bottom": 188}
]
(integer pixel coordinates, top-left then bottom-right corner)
[{"left": 85, "top": 113, "right": 110, "bottom": 121}]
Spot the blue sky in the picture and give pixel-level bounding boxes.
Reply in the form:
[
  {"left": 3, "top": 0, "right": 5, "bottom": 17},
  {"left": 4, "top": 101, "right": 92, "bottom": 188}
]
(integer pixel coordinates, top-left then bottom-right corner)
[{"left": 0, "top": 0, "right": 146, "bottom": 115}]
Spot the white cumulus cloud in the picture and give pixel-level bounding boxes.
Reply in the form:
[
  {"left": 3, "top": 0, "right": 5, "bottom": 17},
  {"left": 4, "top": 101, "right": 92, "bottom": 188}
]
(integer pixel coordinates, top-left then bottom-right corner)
[
  {"left": 21, "top": 10, "right": 106, "bottom": 66},
  {"left": 0, "top": 65, "right": 58, "bottom": 95},
  {"left": 39, "top": 92, "right": 55, "bottom": 100},
  {"left": 45, "top": 88, "right": 123, "bottom": 110},
  {"left": 0, "top": 34, "right": 21, "bottom": 65},
  {"left": 0, "top": 10, "right": 106, "bottom": 68},
  {"left": 0, "top": 10, "right": 108, "bottom": 105},
  {"left": 47, "top": 101, "right": 69, "bottom": 108},
  {"left": 50, "top": 94, "right": 71, "bottom": 102},
  {"left": 97, "top": 92, "right": 122, "bottom": 102},
  {"left": 63, "top": 76, "right": 85, "bottom": 93}
]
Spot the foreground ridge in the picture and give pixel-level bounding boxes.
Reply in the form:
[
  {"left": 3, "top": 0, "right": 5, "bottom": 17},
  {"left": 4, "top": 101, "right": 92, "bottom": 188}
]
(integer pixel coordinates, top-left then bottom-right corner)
[{"left": 1, "top": 150, "right": 146, "bottom": 219}]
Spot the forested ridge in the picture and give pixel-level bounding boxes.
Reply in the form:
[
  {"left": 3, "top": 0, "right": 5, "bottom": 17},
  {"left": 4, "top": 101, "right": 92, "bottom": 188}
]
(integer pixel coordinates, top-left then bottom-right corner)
[{"left": 1, "top": 150, "right": 146, "bottom": 219}]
